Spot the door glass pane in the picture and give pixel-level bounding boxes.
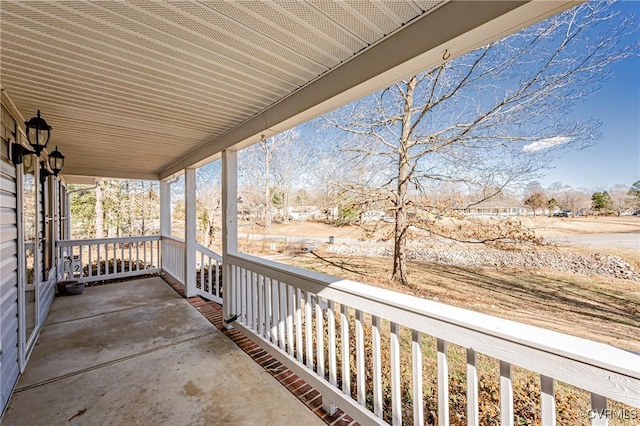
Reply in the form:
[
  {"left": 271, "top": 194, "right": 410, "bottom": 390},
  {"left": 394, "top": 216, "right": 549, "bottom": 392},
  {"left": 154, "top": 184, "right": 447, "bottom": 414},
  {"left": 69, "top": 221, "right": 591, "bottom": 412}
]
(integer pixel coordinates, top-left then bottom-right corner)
[{"left": 23, "top": 153, "right": 37, "bottom": 340}]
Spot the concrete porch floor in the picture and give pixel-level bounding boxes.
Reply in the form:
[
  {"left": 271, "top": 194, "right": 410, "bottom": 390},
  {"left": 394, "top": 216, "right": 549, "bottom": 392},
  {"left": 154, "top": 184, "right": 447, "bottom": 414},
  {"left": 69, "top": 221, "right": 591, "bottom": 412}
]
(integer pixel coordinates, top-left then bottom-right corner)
[{"left": 3, "top": 277, "right": 322, "bottom": 425}]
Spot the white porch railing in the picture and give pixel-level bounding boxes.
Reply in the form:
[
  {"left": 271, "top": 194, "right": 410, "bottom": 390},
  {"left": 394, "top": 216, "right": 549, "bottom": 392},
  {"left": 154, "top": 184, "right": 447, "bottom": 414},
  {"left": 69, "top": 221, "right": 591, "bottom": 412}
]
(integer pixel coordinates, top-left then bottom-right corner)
[
  {"left": 226, "top": 252, "right": 640, "bottom": 426},
  {"left": 57, "top": 236, "right": 161, "bottom": 283},
  {"left": 195, "top": 243, "right": 223, "bottom": 304},
  {"left": 161, "top": 236, "right": 185, "bottom": 284}
]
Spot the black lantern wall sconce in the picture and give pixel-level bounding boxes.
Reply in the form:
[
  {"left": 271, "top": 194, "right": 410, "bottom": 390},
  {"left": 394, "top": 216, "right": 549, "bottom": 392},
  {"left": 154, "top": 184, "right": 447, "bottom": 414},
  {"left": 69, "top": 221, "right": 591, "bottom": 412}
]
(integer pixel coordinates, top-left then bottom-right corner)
[
  {"left": 11, "top": 109, "right": 53, "bottom": 165},
  {"left": 40, "top": 146, "right": 65, "bottom": 183},
  {"left": 11, "top": 110, "right": 64, "bottom": 179}
]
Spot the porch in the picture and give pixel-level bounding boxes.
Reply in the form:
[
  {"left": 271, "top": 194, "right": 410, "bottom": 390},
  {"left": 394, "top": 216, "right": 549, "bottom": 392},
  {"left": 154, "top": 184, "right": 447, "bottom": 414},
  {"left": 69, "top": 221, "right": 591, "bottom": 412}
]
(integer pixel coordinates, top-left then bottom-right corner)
[
  {"left": 1, "top": 1, "right": 638, "bottom": 424},
  {"left": 27, "top": 235, "right": 640, "bottom": 425},
  {"left": 2, "top": 276, "right": 322, "bottom": 425}
]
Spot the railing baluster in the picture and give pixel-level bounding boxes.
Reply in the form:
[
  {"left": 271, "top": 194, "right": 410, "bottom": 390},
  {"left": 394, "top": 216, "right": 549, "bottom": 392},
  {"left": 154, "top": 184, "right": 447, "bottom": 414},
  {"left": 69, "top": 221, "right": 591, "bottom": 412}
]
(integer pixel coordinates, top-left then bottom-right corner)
[
  {"left": 295, "top": 288, "right": 303, "bottom": 363},
  {"left": 437, "top": 339, "right": 449, "bottom": 426},
  {"left": 135, "top": 241, "right": 139, "bottom": 270},
  {"left": 112, "top": 243, "right": 116, "bottom": 273},
  {"left": 287, "top": 285, "right": 295, "bottom": 356},
  {"left": 143, "top": 241, "right": 147, "bottom": 270},
  {"left": 264, "top": 276, "right": 271, "bottom": 339},
  {"left": 467, "top": 348, "right": 479, "bottom": 426},
  {"left": 252, "top": 272, "right": 258, "bottom": 331},
  {"left": 128, "top": 243, "right": 132, "bottom": 273},
  {"left": 199, "top": 252, "right": 204, "bottom": 291},
  {"left": 271, "top": 278, "right": 279, "bottom": 345},
  {"left": 316, "top": 297, "right": 324, "bottom": 378},
  {"left": 340, "top": 304, "right": 350, "bottom": 397},
  {"left": 121, "top": 242, "right": 125, "bottom": 273},
  {"left": 96, "top": 243, "right": 100, "bottom": 276},
  {"left": 244, "top": 268, "right": 250, "bottom": 326},
  {"left": 590, "top": 393, "right": 608, "bottom": 426},
  {"left": 258, "top": 274, "right": 265, "bottom": 336},
  {"left": 372, "top": 315, "right": 382, "bottom": 418},
  {"left": 412, "top": 330, "right": 424, "bottom": 426},
  {"left": 79, "top": 246, "right": 84, "bottom": 279},
  {"left": 500, "top": 361, "right": 514, "bottom": 426},
  {"left": 208, "top": 257, "right": 213, "bottom": 296},
  {"left": 390, "top": 322, "right": 401, "bottom": 426},
  {"left": 540, "top": 375, "right": 555, "bottom": 426},
  {"left": 355, "top": 309, "right": 365, "bottom": 406},
  {"left": 305, "top": 292, "right": 313, "bottom": 369},
  {"left": 87, "top": 244, "right": 91, "bottom": 278},
  {"left": 327, "top": 300, "right": 337, "bottom": 388},
  {"left": 247, "top": 270, "right": 253, "bottom": 329},
  {"left": 215, "top": 260, "right": 220, "bottom": 298},
  {"left": 233, "top": 266, "right": 240, "bottom": 319},
  {"left": 279, "top": 281, "right": 286, "bottom": 351}
]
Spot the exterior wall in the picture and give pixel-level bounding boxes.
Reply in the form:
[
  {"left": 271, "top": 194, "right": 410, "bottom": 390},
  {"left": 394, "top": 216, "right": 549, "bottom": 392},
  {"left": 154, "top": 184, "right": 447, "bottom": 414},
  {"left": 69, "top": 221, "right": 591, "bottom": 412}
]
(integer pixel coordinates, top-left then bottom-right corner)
[
  {"left": 0, "top": 92, "right": 59, "bottom": 415},
  {"left": 0, "top": 105, "right": 20, "bottom": 415}
]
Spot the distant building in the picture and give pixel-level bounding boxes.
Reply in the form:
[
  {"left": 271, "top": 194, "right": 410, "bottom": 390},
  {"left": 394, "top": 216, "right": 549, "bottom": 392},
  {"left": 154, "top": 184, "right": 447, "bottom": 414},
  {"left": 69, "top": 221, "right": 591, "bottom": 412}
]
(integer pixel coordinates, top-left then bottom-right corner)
[
  {"left": 361, "top": 210, "right": 394, "bottom": 222},
  {"left": 287, "top": 205, "right": 321, "bottom": 221},
  {"left": 457, "top": 202, "right": 529, "bottom": 217}
]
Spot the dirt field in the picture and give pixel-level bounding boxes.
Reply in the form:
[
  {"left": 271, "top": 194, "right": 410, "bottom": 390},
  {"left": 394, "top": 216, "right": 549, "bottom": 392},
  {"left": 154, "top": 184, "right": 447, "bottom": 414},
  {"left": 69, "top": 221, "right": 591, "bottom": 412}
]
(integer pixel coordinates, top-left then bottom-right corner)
[
  {"left": 515, "top": 215, "right": 640, "bottom": 237},
  {"left": 238, "top": 216, "right": 640, "bottom": 240},
  {"left": 231, "top": 217, "right": 640, "bottom": 352}
]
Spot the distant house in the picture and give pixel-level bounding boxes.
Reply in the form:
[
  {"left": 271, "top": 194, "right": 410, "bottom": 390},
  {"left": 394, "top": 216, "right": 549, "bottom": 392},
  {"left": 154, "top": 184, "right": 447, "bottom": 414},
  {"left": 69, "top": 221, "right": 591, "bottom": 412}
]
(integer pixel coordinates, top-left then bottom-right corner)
[
  {"left": 361, "top": 210, "right": 394, "bottom": 223},
  {"left": 287, "top": 205, "right": 321, "bottom": 221},
  {"left": 457, "top": 202, "right": 529, "bottom": 217}
]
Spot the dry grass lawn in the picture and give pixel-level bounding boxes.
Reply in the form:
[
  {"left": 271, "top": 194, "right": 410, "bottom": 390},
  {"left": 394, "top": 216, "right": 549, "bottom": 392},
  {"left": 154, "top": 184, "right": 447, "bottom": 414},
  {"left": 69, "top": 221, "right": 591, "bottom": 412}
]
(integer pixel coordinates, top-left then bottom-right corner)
[
  {"left": 283, "top": 249, "right": 640, "bottom": 353},
  {"left": 230, "top": 218, "right": 640, "bottom": 424}
]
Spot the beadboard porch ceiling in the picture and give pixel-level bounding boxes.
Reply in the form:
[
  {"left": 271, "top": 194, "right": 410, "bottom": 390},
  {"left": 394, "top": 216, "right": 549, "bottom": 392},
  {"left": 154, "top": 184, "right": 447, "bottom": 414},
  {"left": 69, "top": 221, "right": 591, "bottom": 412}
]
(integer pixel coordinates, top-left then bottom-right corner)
[{"left": 0, "top": 0, "right": 576, "bottom": 180}]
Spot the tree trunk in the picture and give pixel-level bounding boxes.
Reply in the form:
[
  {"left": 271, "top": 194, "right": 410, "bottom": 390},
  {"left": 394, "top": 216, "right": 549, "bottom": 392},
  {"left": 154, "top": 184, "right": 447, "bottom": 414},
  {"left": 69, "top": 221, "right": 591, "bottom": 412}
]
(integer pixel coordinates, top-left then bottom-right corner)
[
  {"left": 95, "top": 182, "right": 104, "bottom": 238},
  {"left": 263, "top": 141, "right": 272, "bottom": 230},
  {"left": 391, "top": 77, "right": 417, "bottom": 286},
  {"left": 204, "top": 220, "right": 211, "bottom": 248}
]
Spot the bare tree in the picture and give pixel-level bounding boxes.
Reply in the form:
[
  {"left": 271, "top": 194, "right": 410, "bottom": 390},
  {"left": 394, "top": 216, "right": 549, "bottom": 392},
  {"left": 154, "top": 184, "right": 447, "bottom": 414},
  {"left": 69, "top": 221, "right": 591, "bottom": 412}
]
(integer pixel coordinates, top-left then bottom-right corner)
[
  {"left": 609, "top": 185, "right": 636, "bottom": 216},
  {"left": 239, "top": 129, "right": 308, "bottom": 229},
  {"left": 95, "top": 181, "right": 104, "bottom": 238},
  {"left": 325, "top": 2, "right": 637, "bottom": 285},
  {"left": 196, "top": 163, "right": 222, "bottom": 248}
]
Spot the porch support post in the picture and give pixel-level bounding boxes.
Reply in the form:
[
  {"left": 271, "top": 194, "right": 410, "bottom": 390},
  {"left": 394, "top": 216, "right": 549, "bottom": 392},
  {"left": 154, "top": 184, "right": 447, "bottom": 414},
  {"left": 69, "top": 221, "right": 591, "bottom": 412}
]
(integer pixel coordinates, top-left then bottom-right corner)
[
  {"left": 50, "top": 177, "right": 58, "bottom": 277},
  {"left": 222, "top": 150, "right": 238, "bottom": 324},
  {"left": 160, "top": 179, "right": 171, "bottom": 238},
  {"left": 184, "top": 167, "right": 197, "bottom": 297}
]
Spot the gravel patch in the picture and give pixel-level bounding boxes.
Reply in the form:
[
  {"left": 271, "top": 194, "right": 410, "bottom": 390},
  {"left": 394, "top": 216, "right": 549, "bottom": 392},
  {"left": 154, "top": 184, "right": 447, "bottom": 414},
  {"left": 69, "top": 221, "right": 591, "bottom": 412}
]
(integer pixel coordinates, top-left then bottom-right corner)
[{"left": 325, "top": 245, "right": 640, "bottom": 281}]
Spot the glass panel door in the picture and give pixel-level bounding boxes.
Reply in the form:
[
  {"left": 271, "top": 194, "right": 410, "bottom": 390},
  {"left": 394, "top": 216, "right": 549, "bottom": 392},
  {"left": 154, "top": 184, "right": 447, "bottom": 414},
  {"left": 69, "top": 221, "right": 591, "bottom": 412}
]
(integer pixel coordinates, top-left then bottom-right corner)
[{"left": 22, "top": 153, "right": 38, "bottom": 344}]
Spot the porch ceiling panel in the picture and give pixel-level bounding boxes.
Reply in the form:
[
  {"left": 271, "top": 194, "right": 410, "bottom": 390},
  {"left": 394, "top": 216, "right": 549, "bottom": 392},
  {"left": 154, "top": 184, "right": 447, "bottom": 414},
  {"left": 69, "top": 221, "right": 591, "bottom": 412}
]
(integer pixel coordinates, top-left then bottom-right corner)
[{"left": 0, "top": 0, "right": 575, "bottom": 180}]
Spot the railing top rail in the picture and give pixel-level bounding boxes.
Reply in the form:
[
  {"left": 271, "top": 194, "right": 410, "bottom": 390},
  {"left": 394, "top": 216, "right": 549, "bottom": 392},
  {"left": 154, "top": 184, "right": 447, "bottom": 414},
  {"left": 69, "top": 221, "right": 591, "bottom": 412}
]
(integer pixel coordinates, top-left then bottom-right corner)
[
  {"left": 57, "top": 235, "right": 160, "bottom": 246},
  {"left": 228, "top": 252, "right": 639, "bottom": 383},
  {"left": 195, "top": 243, "right": 222, "bottom": 262},
  {"left": 161, "top": 235, "right": 185, "bottom": 245}
]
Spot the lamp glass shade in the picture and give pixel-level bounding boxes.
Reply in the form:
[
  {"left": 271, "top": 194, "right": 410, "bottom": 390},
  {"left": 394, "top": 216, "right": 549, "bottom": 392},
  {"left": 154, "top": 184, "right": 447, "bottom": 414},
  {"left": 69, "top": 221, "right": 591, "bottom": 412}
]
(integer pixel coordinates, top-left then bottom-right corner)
[
  {"left": 24, "top": 110, "right": 51, "bottom": 155},
  {"left": 48, "top": 146, "right": 65, "bottom": 174}
]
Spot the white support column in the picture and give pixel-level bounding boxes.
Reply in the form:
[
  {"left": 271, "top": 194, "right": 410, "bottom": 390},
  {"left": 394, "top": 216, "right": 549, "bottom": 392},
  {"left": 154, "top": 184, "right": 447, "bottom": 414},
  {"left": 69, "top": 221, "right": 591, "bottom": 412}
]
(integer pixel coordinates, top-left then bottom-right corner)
[
  {"left": 184, "top": 168, "right": 197, "bottom": 298},
  {"left": 222, "top": 150, "right": 238, "bottom": 323},
  {"left": 160, "top": 178, "right": 171, "bottom": 238},
  {"left": 50, "top": 177, "right": 58, "bottom": 276}
]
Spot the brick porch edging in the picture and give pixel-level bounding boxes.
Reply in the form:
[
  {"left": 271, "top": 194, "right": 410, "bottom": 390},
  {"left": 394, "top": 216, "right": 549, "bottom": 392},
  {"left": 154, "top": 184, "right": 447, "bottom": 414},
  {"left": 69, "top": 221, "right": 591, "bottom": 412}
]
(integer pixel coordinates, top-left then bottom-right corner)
[{"left": 162, "top": 275, "right": 358, "bottom": 426}]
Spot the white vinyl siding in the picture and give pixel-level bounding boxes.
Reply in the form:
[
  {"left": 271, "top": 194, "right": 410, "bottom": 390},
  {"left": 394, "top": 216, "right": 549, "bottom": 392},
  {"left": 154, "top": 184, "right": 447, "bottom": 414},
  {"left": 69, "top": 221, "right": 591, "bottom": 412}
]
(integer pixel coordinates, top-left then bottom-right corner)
[{"left": 0, "top": 107, "right": 20, "bottom": 416}]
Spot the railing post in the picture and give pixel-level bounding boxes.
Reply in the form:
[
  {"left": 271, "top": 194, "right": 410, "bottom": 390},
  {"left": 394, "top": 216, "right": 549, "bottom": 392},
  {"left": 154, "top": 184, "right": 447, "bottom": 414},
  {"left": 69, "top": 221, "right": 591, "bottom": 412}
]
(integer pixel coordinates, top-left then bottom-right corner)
[
  {"left": 160, "top": 178, "right": 171, "bottom": 238},
  {"left": 184, "top": 168, "right": 197, "bottom": 297},
  {"left": 160, "top": 178, "right": 171, "bottom": 273},
  {"left": 222, "top": 150, "right": 238, "bottom": 325}
]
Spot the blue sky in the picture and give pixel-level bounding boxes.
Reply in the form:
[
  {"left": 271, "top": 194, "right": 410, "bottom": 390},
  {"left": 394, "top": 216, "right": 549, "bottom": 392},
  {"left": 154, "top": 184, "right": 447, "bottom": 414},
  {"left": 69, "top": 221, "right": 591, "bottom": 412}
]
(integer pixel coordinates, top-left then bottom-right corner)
[{"left": 539, "top": 1, "right": 639, "bottom": 190}]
